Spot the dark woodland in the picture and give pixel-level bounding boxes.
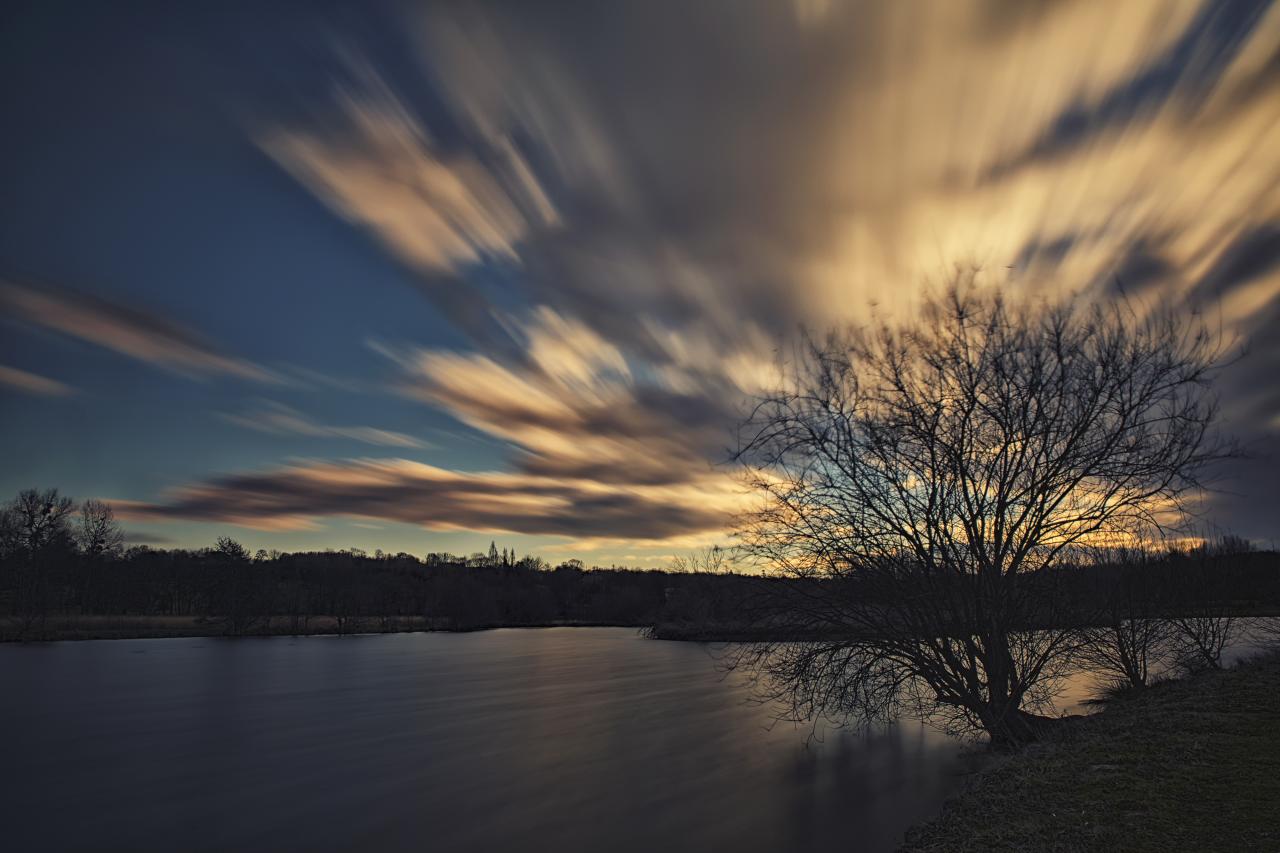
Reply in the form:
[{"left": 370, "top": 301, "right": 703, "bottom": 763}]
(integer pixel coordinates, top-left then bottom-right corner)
[{"left": 2, "top": 486, "right": 1276, "bottom": 648}]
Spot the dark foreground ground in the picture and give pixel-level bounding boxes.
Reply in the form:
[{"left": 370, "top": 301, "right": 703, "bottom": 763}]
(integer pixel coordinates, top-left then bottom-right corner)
[{"left": 901, "top": 653, "right": 1280, "bottom": 852}]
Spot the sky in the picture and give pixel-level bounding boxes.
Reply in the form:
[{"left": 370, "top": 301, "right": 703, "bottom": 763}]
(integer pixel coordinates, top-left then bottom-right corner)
[{"left": 2, "top": 0, "right": 1278, "bottom": 564}]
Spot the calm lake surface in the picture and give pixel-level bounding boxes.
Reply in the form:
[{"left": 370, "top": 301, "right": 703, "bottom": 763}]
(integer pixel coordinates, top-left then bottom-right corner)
[{"left": 1, "top": 628, "right": 971, "bottom": 853}]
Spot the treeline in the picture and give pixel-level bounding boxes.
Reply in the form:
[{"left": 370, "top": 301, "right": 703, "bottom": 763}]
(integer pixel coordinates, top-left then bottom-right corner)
[
  {"left": 0, "top": 488, "right": 750, "bottom": 640},
  {"left": 652, "top": 541, "right": 1280, "bottom": 644},
  {"left": 3, "top": 488, "right": 1278, "bottom": 650}
]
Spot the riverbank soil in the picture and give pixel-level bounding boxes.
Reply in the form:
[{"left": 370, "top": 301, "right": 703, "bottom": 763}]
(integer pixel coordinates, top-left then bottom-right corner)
[{"left": 901, "top": 653, "right": 1280, "bottom": 852}]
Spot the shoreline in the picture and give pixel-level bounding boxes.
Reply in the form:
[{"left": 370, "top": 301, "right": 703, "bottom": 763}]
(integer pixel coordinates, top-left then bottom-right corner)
[
  {"left": 899, "top": 651, "right": 1280, "bottom": 852},
  {"left": 9, "top": 614, "right": 1277, "bottom": 645},
  {"left": 0, "top": 615, "right": 648, "bottom": 643}
]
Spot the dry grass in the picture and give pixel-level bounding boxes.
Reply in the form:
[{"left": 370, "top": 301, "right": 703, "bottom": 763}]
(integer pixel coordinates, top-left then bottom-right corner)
[{"left": 901, "top": 654, "right": 1280, "bottom": 852}]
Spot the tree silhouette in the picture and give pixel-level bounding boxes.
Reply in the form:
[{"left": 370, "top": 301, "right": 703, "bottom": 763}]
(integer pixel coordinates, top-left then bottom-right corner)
[
  {"left": 1077, "top": 546, "right": 1179, "bottom": 691},
  {"left": 1, "top": 488, "right": 76, "bottom": 635},
  {"left": 4, "top": 488, "right": 76, "bottom": 558},
  {"left": 75, "top": 499, "right": 125, "bottom": 613},
  {"left": 77, "top": 499, "right": 125, "bottom": 560},
  {"left": 211, "top": 536, "right": 261, "bottom": 635},
  {"left": 731, "top": 283, "right": 1235, "bottom": 746}
]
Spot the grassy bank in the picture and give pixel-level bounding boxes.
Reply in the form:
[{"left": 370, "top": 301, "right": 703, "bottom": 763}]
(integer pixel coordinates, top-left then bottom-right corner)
[{"left": 901, "top": 653, "right": 1280, "bottom": 852}]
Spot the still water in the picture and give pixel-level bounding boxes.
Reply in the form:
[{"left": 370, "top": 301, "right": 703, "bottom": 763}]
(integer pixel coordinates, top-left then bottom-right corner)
[{"left": 1, "top": 628, "right": 969, "bottom": 853}]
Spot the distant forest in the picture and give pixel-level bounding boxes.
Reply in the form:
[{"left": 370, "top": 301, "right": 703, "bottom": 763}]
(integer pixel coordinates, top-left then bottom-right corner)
[
  {"left": 0, "top": 488, "right": 750, "bottom": 640},
  {"left": 2, "top": 487, "right": 1279, "bottom": 643}
]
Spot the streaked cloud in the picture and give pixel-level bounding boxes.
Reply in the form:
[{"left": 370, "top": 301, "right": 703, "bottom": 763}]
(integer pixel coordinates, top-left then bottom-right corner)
[
  {"left": 258, "top": 52, "right": 560, "bottom": 353},
  {"left": 118, "top": 457, "right": 742, "bottom": 541},
  {"left": 0, "top": 364, "right": 75, "bottom": 397},
  {"left": 58, "top": 0, "right": 1280, "bottom": 550},
  {"left": 259, "top": 3, "right": 1279, "bottom": 347},
  {"left": 225, "top": 0, "right": 1280, "bottom": 545},
  {"left": 386, "top": 306, "right": 747, "bottom": 487},
  {"left": 1, "top": 281, "right": 278, "bottom": 383},
  {"left": 223, "top": 400, "right": 430, "bottom": 449},
  {"left": 260, "top": 70, "right": 541, "bottom": 274},
  {"left": 128, "top": 307, "right": 756, "bottom": 544}
]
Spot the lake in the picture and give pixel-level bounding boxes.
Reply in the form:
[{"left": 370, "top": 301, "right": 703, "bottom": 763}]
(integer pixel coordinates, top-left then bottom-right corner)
[{"left": 1, "top": 627, "right": 972, "bottom": 853}]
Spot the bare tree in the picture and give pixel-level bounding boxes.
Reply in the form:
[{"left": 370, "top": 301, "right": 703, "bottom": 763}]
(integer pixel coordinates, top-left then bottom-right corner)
[
  {"left": 1258, "top": 617, "right": 1280, "bottom": 653},
  {"left": 731, "top": 283, "right": 1233, "bottom": 746},
  {"left": 1170, "top": 610, "right": 1237, "bottom": 673},
  {"left": 670, "top": 545, "right": 732, "bottom": 574},
  {"left": 77, "top": 499, "right": 125, "bottom": 559},
  {"left": 75, "top": 499, "right": 125, "bottom": 614},
  {"left": 1077, "top": 547, "right": 1178, "bottom": 693},
  {"left": 5, "top": 488, "right": 76, "bottom": 557},
  {"left": 1167, "top": 537, "right": 1249, "bottom": 673},
  {"left": 1, "top": 488, "right": 76, "bottom": 636}
]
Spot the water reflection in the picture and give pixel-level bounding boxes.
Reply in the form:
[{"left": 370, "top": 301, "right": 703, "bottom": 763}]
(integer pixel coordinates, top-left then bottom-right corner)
[
  {"left": 2, "top": 629, "right": 969, "bottom": 853},
  {"left": 1053, "top": 620, "right": 1267, "bottom": 715}
]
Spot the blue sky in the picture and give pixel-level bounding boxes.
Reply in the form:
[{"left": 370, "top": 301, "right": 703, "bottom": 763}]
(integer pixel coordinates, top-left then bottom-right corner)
[{"left": 2, "top": 0, "right": 1278, "bottom": 562}]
